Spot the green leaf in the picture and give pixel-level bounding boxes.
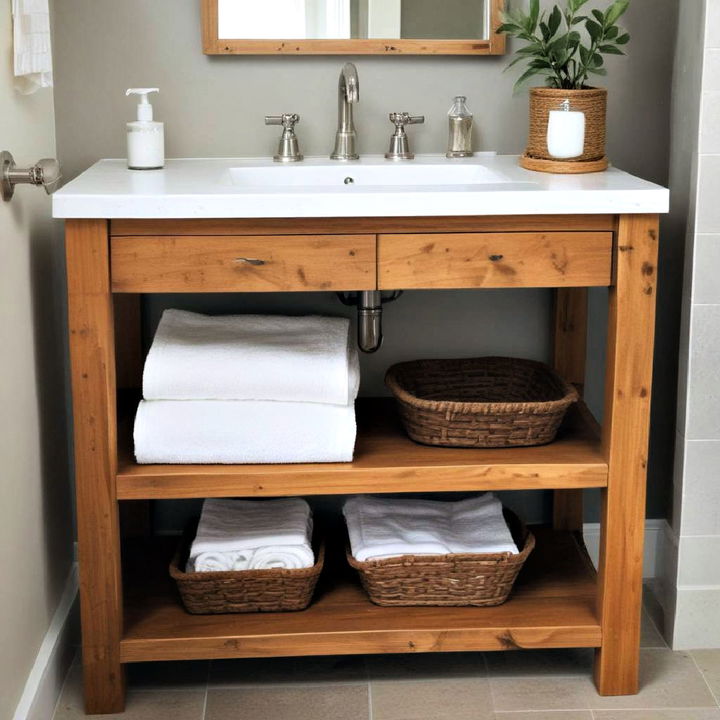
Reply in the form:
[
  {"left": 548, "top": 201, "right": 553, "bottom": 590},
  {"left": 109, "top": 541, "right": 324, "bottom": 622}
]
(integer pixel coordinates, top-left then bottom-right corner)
[
  {"left": 605, "top": 0, "right": 630, "bottom": 26},
  {"left": 599, "top": 44, "right": 625, "bottom": 55},
  {"left": 585, "top": 19, "right": 603, "bottom": 42},
  {"left": 605, "top": 25, "right": 620, "bottom": 39},
  {"left": 571, "top": 15, "right": 588, "bottom": 25},
  {"left": 615, "top": 32, "right": 631, "bottom": 44},
  {"left": 548, "top": 6, "right": 562, "bottom": 36},
  {"left": 514, "top": 66, "right": 546, "bottom": 90},
  {"left": 591, "top": 9, "right": 605, "bottom": 25},
  {"left": 591, "top": 53, "right": 604, "bottom": 67},
  {"left": 539, "top": 21, "right": 551, "bottom": 42},
  {"left": 579, "top": 45, "right": 591, "bottom": 66},
  {"left": 528, "top": 0, "right": 540, "bottom": 33},
  {"left": 496, "top": 22, "right": 521, "bottom": 35}
]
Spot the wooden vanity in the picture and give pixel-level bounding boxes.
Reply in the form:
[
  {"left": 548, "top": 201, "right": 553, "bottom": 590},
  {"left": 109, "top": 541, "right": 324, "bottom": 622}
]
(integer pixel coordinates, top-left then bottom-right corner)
[{"left": 65, "top": 211, "right": 658, "bottom": 714}]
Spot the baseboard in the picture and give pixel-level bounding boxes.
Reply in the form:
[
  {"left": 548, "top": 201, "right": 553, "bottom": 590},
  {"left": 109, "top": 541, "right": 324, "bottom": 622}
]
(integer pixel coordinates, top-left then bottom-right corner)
[
  {"left": 583, "top": 519, "right": 667, "bottom": 579},
  {"left": 12, "top": 562, "right": 79, "bottom": 720}
]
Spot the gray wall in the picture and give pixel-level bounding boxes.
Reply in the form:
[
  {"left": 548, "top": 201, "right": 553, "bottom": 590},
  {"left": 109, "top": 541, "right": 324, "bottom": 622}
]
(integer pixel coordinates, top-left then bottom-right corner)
[{"left": 53, "top": 0, "right": 678, "bottom": 524}]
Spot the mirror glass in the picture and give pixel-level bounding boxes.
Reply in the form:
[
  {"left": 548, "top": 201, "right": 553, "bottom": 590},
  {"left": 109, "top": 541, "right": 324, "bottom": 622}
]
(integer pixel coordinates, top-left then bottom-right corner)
[{"left": 217, "top": 0, "right": 490, "bottom": 41}]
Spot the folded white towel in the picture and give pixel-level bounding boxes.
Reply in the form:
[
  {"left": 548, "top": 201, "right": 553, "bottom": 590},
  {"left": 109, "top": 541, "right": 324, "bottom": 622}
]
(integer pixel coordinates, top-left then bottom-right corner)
[
  {"left": 133, "top": 399, "right": 357, "bottom": 464},
  {"left": 188, "top": 498, "right": 314, "bottom": 572},
  {"left": 343, "top": 494, "right": 518, "bottom": 562},
  {"left": 143, "top": 310, "right": 360, "bottom": 405},
  {"left": 12, "top": 0, "right": 53, "bottom": 94}
]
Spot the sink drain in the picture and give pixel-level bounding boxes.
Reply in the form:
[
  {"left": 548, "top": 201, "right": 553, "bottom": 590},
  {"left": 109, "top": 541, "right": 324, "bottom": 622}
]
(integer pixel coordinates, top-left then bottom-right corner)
[{"left": 344, "top": 176, "right": 355, "bottom": 185}]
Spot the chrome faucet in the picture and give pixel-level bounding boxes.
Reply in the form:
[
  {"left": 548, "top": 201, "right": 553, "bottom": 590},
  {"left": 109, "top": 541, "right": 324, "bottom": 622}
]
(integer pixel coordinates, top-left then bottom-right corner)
[{"left": 330, "top": 63, "right": 360, "bottom": 161}]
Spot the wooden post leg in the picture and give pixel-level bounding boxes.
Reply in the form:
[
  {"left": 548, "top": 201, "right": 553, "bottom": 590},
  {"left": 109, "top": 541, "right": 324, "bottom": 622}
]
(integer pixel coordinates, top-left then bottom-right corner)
[
  {"left": 67, "top": 220, "right": 126, "bottom": 714},
  {"left": 552, "top": 288, "right": 588, "bottom": 531},
  {"left": 594, "top": 215, "right": 658, "bottom": 696}
]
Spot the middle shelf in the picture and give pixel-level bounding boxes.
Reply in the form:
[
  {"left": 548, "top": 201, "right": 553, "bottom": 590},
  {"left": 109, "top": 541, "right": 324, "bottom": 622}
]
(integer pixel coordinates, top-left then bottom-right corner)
[{"left": 116, "top": 397, "right": 607, "bottom": 500}]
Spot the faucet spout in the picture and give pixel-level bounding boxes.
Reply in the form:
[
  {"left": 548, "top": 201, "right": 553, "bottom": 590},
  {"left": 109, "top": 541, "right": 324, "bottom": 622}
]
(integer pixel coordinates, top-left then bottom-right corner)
[{"left": 331, "top": 62, "right": 360, "bottom": 161}]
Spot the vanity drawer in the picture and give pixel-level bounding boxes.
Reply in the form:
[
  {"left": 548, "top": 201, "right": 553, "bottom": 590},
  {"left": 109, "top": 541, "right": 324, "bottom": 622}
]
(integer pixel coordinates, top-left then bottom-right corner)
[
  {"left": 378, "top": 232, "right": 613, "bottom": 289},
  {"left": 111, "top": 234, "right": 376, "bottom": 292}
]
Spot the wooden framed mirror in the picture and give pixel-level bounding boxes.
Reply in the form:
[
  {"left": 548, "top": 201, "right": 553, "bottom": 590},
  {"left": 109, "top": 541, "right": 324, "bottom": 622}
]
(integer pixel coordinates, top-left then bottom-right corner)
[{"left": 202, "top": 0, "right": 506, "bottom": 55}]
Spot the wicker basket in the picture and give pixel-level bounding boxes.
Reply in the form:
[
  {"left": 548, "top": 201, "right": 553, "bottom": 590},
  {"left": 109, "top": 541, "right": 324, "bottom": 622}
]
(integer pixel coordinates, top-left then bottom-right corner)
[
  {"left": 520, "top": 87, "right": 608, "bottom": 174},
  {"left": 347, "top": 509, "right": 534, "bottom": 607},
  {"left": 385, "top": 357, "right": 578, "bottom": 449},
  {"left": 170, "top": 539, "right": 324, "bottom": 614}
]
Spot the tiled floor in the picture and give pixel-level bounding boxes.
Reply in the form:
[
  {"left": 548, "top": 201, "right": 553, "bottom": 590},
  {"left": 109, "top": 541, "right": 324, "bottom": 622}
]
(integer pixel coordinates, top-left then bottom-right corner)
[{"left": 53, "top": 612, "right": 720, "bottom": 720}]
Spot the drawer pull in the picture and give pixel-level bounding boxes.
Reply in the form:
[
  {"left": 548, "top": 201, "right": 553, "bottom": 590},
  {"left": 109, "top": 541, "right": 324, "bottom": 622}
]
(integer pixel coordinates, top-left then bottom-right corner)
[
  {"left": 234, "top": 257, "right": 266, "bottom": 266},
  {"left": 489, "top": 254, "right": 504, "bottom": 262}
]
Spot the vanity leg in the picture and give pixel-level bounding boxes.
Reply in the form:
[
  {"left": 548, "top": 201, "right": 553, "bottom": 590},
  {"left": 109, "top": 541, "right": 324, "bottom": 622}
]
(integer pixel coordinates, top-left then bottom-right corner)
[
  {"left": 66, "top": 220, "right": 126, "bottom": 714},
  {"left": 552, "top": 287, "right": 588, "bottom": 531},
  {"left": 594, "top": 215, "right": 658, "bottom": 696}
]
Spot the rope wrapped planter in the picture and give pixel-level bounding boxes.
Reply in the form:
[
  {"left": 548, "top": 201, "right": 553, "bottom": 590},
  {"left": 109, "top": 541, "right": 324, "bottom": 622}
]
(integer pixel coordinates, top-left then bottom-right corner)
[
  {"left": 170, "top": 539, "right": 324, "bottom": 614},
  {"left": 347, "top": 510, "right": 534, "bottom": 607},
  {"left": 385, "top": 357, "right": 578, "bottom": 449}
]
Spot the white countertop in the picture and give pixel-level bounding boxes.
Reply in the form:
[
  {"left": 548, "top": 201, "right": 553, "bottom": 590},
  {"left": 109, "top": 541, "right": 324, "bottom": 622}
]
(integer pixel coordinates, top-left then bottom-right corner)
[{"left": 52, "top": 154, "right": 669, "bottom": 219}]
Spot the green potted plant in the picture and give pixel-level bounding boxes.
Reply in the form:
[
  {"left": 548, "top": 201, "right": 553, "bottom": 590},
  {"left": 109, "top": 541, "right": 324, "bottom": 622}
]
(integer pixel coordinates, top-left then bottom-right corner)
[{"left": 498, "top": 0, "right": 631, "bottom": 173}]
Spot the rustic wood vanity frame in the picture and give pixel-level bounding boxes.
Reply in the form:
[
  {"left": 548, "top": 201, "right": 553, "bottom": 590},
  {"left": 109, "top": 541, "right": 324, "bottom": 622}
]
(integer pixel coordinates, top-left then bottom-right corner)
[{"left": 66, "top": 212, "right": 658, "bottom": 713}]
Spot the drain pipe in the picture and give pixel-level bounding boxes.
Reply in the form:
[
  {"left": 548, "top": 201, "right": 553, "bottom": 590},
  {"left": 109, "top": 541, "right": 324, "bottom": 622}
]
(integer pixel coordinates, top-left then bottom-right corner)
[{"left": 337, "top": 290, "right": 403, "bottom": 353}]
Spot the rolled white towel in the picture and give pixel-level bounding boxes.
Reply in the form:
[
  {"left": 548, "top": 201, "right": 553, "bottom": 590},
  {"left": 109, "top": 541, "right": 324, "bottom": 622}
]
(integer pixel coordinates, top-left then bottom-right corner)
[
  {"left": 191, "top": 549, "right": 254, "bottom": 573},
  {"left": 143, "top": 310, "right": 360, "bottom": 405},
  {"left": 248, "top": 545, "right": 315, "bottom": 570}
]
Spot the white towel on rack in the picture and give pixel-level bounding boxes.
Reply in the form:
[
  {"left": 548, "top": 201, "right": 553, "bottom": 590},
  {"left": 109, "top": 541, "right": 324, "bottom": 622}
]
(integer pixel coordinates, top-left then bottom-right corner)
[
  {"left": 12, "top": 0, "right": 53, "bottom": 94},
  {"left": 133, "top": 398, "right": 357, "bottom": 464},
  {"left": 143, "top": 310, "right": 360, "bottom": 406},
  {"left": 343, "top": 494, "right": 518, "bottom": 562},
  {"left": 188, "top": 498, "right": 314, "bottom": 572}
]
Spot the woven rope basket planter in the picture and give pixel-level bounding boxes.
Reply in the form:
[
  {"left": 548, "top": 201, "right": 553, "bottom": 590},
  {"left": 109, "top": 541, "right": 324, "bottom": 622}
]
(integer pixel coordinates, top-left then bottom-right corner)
[
  {"left": 385, "top": 357, "right": 578, "bottom": 449},
  {"left": 170, "top": 539, "right": 324, "bottom": 614},
  {"left": 520, "top": 87, "right": 608, "bottom": 174},
  {"left": 347, "top": 509, "right": 535, "bottom": 607}
]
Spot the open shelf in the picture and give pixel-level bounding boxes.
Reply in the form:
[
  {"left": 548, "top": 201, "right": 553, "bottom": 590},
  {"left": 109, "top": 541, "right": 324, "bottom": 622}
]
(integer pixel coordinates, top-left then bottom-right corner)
[
  {"left": 116, "top": 398, "right": 607, "bottom": 500},
  {"left": 120, "top": 528, "right": 601, "bottom": 663}
]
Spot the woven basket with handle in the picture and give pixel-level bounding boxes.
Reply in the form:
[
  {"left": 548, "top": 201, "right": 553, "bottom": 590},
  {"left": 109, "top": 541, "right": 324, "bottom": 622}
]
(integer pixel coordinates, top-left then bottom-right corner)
[
  {"left": 385, "top": 356, "right": 578, "bottom": 449},
  {"left": 347, "top": 509, "right": 534, "bottom": 607}
]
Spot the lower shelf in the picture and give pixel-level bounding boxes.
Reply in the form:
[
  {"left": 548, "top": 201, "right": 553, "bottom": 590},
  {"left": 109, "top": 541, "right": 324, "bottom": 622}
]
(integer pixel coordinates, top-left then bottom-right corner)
[{"left": 120, "top": 528, "right": 601, "bottom": 663}]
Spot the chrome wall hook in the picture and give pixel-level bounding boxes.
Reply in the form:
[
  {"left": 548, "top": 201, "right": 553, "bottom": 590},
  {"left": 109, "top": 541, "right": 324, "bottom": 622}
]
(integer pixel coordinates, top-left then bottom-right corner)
[{"left": 2, "top": 151, "right": 62, "bottom": 201}]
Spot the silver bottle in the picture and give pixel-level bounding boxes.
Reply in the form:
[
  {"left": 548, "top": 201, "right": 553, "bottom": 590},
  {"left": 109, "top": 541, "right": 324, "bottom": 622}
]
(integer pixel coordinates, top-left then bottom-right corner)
[{"left": 446, "top": 96, "right": 473, "bottom": 158}]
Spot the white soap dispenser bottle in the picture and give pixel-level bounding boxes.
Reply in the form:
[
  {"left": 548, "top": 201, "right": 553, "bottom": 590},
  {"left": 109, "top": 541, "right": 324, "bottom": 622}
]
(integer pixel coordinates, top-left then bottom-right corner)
[{"left": 126, "top": 88, "right": 164, "bottom": 170}]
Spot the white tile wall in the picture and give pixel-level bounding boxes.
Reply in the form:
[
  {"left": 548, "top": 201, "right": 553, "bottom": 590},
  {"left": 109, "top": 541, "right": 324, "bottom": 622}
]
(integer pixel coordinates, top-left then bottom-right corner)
[
  {"left": 673, "top": 588, "right": 720, "bottom": 649},
  {"left": 705, "top": 49, "right": 720, "bottom": 91},
  {"left": 686, "top": 305, "right": 720, "bottom": 439},
  {"left": 693, "top": 236, "right": 720, "bottom": 303},
  {"left": 679, "top": 535, "right": 720, "bottom": 585},
  {"left": 696, "top": 156, "right": 720, "bottom": 233},
  {"left": 681, "top": 440, "right": 720, "bottom": 536}
]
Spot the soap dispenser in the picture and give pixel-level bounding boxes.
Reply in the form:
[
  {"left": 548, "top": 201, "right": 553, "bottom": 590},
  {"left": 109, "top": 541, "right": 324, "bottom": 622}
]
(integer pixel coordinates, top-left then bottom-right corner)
[
  {"left": 446, "top": 96, "right": 474, "bottom": 158},
  {"left": 126, "top": 88, "right": 164, "bottom": 170}
]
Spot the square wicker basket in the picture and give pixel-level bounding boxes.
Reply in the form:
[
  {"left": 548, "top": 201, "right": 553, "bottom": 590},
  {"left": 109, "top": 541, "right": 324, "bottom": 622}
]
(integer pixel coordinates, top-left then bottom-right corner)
[
  {"left": 385, "top": 356, "right": 578, "bottom": 448},
  {"left": 346, "top": 509, "right": 534, "bottom": 607},
  {"left": 170, "top": 538, "right": 324, "bottom": 614}
]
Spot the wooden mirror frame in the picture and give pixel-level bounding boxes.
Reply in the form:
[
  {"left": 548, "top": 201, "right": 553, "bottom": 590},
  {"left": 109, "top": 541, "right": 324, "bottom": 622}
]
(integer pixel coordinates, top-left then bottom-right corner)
[{"left": 202, "top": 0, "right": 506, "bottom": 55}]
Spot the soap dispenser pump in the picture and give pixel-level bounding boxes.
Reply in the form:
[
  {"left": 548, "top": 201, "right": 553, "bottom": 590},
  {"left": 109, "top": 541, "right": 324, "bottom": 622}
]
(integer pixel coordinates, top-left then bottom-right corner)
[{"left": 126, "top": 88, "right": 164, "bottom": 170}]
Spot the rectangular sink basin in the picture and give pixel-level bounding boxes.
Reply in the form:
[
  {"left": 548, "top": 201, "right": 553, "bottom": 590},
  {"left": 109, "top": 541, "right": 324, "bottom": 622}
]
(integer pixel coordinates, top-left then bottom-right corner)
[{"left": 227, "top": 159, "right": 515, "bottom": 189}]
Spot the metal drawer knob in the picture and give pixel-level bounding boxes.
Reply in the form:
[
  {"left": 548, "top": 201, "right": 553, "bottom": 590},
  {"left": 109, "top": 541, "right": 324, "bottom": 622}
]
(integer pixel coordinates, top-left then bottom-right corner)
[{"left": 234, "top": 257, "right": 266, "bottom": 266}]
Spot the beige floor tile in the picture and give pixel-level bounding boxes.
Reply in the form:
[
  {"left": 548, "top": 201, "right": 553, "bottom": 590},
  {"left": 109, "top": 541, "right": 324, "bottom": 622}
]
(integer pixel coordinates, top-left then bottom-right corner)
[
  {"left": 484, "top": 648, "right": 594, "bottom": 677},
  {"left": 494, "top": 712, "right": 592, "bottom": 720},
  {"left": 208, "top": 654, "right": 366, "bottom": 687},
  {"left": 585, "top": 649, "right": 717, "bottom": 710},
  {"left": 367, "top": 651, "right": 485, "bottom": 681},
  {"left": 593, "top": 710, "right": 720, "bottom": 719},
  {"left": 371, "top": 678, "right": 493, "bottom": 720},
  {"left": 640, "top": 610, "right": 668, "bottom": 649},
  {"left": 205, "top": 685, "right": 368, "bottom": 720},
  {"left": 489, "top": 676, "right": 591, "bottom": 713},
  {"left": 692, "top": 649, "right": 720, "bottom": 697}
]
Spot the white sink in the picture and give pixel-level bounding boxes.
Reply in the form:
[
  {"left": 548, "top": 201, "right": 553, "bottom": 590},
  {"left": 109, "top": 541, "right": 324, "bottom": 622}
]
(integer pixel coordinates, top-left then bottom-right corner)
[{"left": 227, "top": 158, "right": 515, "bottom": 188}]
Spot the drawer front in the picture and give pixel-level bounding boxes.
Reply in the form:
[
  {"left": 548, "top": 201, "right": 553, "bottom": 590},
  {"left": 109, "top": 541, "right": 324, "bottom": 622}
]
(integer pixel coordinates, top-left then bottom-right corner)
[
  {"left": 111, "top": 235, "right": 376, "bottom": 292},
  {"left": 378, "top": 232, "right": 613, "bottom": 289}
]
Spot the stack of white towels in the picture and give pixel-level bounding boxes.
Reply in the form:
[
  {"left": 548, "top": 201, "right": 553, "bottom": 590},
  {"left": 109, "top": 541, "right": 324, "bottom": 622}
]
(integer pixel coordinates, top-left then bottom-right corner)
[
  {"left": 343, "top": 493, "right": 518, "bottom": 561},
  {"left": 187, "top": 497, "right": 315, "bottom": 572},
  {"left": 134, "top": 309, "right": 359, "bottom": 464}
]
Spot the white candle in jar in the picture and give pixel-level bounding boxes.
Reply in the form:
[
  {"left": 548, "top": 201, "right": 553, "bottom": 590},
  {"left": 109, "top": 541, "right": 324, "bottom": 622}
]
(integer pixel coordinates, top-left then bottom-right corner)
[{"left": 547, "top": 100, "right": 586, "bottom": 159}]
